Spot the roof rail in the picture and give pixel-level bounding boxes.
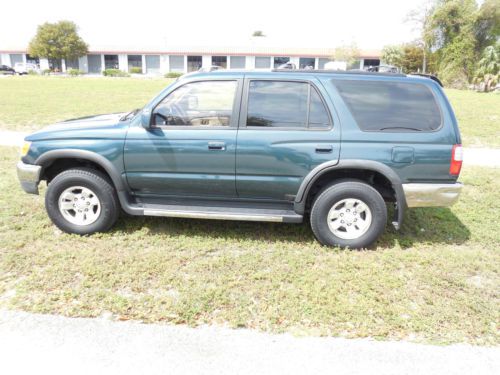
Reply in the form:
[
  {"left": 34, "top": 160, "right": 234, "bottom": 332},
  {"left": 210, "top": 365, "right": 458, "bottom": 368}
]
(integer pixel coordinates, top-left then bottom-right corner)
[
  {"left": 271, "top": 69, "right": 407, "bottom": 77},
  {"left": 408, "top": 73, "right": 443, "bottom": 87}
]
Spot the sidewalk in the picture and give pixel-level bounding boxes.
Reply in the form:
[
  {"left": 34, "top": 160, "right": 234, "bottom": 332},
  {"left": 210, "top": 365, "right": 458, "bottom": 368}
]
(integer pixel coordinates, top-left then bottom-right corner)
[
  {"left": 0, "top": 310, "right": 498, "bottom": 375},
  {"left": 0, "top": 129, "right": 499, "bottom": 167}
]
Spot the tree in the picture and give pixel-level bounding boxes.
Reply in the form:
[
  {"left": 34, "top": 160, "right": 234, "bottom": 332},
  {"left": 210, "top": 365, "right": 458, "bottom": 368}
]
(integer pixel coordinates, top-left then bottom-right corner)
[
  {"left": 252, "top": 30, "right": 265, "bottom": 37},
  {"left": 475, "top": 0, "right": 500, "bottom": 51},
  {"left": 425, "top": 0, "right": 479, "bottom": 88},
  {"left": 405, "top": 1, "right": 434, "bottom": 73},
  {"left": 474, "top": 43, "right": 500, "bottom": 91},
  {"left": 28, "top": 21, "right": 88, "bottom": 63},
  {"left": 381, "top": 45, "right": 404, "bottom": 67},
  {"left": 331, "top": 43, "right": 360, "bottom": 67}
]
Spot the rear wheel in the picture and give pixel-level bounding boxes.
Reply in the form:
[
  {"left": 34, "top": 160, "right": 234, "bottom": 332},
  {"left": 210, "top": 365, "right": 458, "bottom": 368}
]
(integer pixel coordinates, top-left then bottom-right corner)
[
  {"left": 310, "top": 181, "right": 387, "bottom": 249},
  {"left": 45, "top": 168, "right": 119, "bottom": 235}
]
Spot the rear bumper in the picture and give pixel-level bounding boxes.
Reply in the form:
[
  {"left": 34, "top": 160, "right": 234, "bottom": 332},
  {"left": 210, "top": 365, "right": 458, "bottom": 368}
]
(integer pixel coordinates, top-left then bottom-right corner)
[
  {"left": 16, "top": 161, "right": 41, "bottom": 194},
  {"left": 403, "top": 182, "right": 463, "bottom": 208}
]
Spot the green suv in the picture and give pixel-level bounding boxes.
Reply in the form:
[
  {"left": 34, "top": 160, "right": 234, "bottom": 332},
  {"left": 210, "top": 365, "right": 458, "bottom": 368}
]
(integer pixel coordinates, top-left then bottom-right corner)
[{"left": 17, "top": 70, "right": 463, "bottom": 248}]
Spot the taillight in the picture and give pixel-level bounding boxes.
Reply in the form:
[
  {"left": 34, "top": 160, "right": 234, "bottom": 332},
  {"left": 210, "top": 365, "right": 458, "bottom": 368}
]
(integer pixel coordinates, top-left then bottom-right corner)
[{"left": 450, "top": 144, "right": 463, "bottom": 176}]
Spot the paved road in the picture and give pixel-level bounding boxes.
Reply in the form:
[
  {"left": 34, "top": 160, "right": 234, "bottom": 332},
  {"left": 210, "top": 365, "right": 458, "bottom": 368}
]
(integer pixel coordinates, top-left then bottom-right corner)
[
  {"left": 0, "top": 310, "right": 498, "bottom": 375},
  {"left": 1, "top": 129, "right": 498, "bottom": 167}
]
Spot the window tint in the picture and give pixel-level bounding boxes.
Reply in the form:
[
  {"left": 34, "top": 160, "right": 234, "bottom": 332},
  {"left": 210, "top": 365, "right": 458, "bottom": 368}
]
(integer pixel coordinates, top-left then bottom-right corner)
[
  {"left": 247, "top": 81, "right": 331, "bottom": 129},
  {"left": 309, "top": 86, "right": 330, "bottom": 128},
  {"left": 332, "top": 80, "right": 441, "bottom": 132},
  {"left": 153, "top": 81, "right": 237, "bottom": 127}
]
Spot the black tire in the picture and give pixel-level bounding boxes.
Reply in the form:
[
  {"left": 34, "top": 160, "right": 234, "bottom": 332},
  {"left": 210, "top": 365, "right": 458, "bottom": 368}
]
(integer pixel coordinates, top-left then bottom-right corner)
[
  {"left": 310, "top": 181, "right": 387, "bottom": 249},
  {"left": 45, "top": 168, "right": 119, "bottom": 235}
]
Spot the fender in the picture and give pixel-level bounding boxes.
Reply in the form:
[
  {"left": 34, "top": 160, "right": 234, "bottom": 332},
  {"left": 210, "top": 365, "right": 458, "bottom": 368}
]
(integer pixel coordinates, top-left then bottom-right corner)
[
  {"left": 35, "top": 149, "right": 144, "bottom": 216},
  {"left": 294, "top": 159, "right": 406, "bottom": 229}
]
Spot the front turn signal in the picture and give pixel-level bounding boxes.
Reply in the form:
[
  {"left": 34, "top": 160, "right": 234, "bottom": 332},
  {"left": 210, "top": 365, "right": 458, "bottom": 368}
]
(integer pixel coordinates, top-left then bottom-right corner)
[{"left": 20, "top": 141, "right": 31, "bottom": 157}]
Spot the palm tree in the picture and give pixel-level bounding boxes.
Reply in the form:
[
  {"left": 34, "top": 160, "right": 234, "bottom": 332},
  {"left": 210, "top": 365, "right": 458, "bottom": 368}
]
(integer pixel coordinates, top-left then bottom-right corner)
[{"left": 475, "top": 45, "right": 499, "bottom": 92}]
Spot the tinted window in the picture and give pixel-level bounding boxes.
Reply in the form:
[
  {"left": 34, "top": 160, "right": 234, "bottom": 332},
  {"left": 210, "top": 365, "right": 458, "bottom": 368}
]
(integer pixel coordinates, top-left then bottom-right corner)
[
  {"left": 247, "top": 81, "right": 308, "bottom": 128},
  {"left": 333, "top": 80, "right": 441, "bottom": 132},
  {"left": 247, "top": 81, "right": 331, "bottom": 129},
  {"left": 153, "top": 81, "right": 237, "bottom": 127},
  {"left": 309, "top": 86, "right": 330, "bottom": 128}
]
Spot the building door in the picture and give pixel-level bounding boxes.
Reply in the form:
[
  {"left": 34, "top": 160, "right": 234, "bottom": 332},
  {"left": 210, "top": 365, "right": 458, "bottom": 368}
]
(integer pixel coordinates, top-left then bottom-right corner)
[
  {"left": 87, "top": 55, "right": 102, "bottom": 73},
  {"left": 145, "top": 55, "right": 160, "bottom": 75}
]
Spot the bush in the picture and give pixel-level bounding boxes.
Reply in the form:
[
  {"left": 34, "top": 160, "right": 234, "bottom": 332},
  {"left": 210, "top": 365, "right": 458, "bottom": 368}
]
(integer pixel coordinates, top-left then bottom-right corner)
[
  {"left": 67, "top": 68, "right": 83, "bottom": 76},
  {"left": 102, "top": 69, "right": 129, "bottom": 77},
  {"left": 165, "top": 72, "right": 183, "bottom": 78},
  {"left": 130, "top": 67, "right": 143, "bottom": 74},
  {"left": 42, "top": 69, "right": 52, "bottom": 76},
  {"left": 27, "top": 70, "right": 39, "bottom": 75}
]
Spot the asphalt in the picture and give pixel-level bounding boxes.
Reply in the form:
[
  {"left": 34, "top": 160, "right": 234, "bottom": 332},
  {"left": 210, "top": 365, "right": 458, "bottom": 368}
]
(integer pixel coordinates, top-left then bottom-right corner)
[
  {"left": 1, "top": 129, "right": 498, "bottom": 167},
  {"left": 0, "top": 310, "right": 498, "bottom": 375}
]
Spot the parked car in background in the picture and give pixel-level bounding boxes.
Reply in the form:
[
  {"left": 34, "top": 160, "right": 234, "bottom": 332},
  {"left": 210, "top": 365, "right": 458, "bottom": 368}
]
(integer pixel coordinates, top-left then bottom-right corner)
[
  {"left": 198, "top": 65, "right": 223, "bottom": 72},
  {"left": 365, "top": 65, "right": 400, "bottom": 73},
  {"left": 16, "top": 70, "right": 463, "bottom": 249},
  {"left": 277, "top": 62, "right": 297, "bottom": 69},
  {"left": 14, "top": 62, "right": 40, "bottom": 75},
  {"left": 0, "top": 65, "right": 15, "bottom": 74}
]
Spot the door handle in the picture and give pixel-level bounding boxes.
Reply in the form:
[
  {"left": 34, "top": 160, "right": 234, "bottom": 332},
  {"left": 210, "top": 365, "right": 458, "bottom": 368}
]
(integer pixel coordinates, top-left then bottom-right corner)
[
  {"left": 315, "top": 145, "right": 333, "bottom": 153},
  {"left": 208, "top": 141, "right": 226, "bottom": 151}
]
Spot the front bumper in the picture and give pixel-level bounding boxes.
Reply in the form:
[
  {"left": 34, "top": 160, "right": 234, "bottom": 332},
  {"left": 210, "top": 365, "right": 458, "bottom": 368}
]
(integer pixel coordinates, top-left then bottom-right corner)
[
  {"left": 403, "top": 183, "right": 463, "bottom": 208},
  {"left": 16, "top": 161, "right": 42, "bottom": 194}
]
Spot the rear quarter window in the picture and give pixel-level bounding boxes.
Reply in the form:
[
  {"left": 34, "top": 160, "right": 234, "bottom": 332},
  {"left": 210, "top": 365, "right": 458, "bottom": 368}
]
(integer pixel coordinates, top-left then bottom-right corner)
[{"left": 332, "top": 80, "right": 442, "bottom": 132}]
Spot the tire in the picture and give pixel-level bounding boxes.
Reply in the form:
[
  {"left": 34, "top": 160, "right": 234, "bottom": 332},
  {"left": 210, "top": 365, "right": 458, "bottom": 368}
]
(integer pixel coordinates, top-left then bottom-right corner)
[
  {"left": 310, "top": 181, "right": 387, "bottom": 249},
  {"left": 45, "top": 168, "right": 119, "bottom": 235}
]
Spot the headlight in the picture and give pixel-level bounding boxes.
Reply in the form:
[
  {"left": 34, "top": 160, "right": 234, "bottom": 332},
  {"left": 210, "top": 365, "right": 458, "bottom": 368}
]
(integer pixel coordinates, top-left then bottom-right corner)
[{"left": 20, "top": 141, "right": 31, "bottom": 157}]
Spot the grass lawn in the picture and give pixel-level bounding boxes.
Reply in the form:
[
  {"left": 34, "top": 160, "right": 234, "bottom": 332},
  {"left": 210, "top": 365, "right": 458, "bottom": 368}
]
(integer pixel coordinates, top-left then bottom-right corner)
[
  {"left": 0, "top": 146, "right": 498, "bottom": 345},
  {"left": 0, "top": 76, "right": 499, "bottom": 147}
]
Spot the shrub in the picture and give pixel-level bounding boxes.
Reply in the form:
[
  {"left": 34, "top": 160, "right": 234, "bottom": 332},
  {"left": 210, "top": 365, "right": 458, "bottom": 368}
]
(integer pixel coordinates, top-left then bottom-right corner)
[
  {"left": 130, "top": 67, "right": 143, "bottom": 74},
  {"left": 42, "top": 69, "right": 52, "bottom": 76},
  {"left": 165, "top": 72, "right": 183, "bottom": 78},
  {"left": 27, "top": 70, "right": 39, "bottom": 75},
  {"left": 102, "top": 69, "right": 129, "bottom": 77},
  {"left": 67, "top": 68, "right": 83, "bottom": 76}
]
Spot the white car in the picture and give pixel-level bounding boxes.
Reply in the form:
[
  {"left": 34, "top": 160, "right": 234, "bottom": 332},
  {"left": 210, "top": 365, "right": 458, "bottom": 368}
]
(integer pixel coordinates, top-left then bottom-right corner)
[{"left": 14, "top": 62, "right": 39, "bottom": 75}]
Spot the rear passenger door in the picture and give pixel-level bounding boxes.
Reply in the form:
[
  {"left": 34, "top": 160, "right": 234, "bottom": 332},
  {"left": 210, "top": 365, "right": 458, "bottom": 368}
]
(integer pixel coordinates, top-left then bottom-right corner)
[{"left": 235, "top": 77, "right": 340, "bottom": 200}]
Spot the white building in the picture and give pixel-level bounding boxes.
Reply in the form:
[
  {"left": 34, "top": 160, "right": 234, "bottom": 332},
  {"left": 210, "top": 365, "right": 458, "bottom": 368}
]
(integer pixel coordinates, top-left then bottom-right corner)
[{"left": 0, "top": 42, "right": 381, "bottom": 74}]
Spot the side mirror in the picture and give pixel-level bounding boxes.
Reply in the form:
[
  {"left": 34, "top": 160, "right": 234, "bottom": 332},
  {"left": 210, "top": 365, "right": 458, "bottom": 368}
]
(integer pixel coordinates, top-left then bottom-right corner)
[{"left": 141, "top": 108, "right": 152, "bottom": 128}]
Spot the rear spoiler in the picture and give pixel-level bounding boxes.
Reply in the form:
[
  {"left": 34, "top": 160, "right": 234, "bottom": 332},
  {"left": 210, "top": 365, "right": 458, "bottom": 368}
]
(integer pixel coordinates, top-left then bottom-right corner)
[{"left": 409, "top": 73, "right": 443, "bottom": 87}]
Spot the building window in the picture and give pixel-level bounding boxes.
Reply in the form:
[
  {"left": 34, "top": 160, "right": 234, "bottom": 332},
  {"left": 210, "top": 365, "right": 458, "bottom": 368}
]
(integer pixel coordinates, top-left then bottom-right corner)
[
  {"left": 229, "top": 56, "right": 245, "bottom": 69},
  {"left": 363, "top": 59, "right": 380, "bottom": 69},
  {"left": 318, "top": 58, "right": 333, "bottom": 69},
  {"left": 104, "top": 55, "right": 119, "bottom": 69},
  {"left": 187, "top": 56, "right": 202, "bottom": 72},
  {"left": 128, "top": 55, "right": 142, "bottom": 72},
  {"left": 9, "top": 54, "right": 23, "bottom": 67},
  {"left": 65, "top": 58, "right": 79, "bottom": 70},
  {"left": 255, "top": 56, "right": 271, "bottom": 69},
  {"left": 169, "top": 55, "right": 184, "bottom": 72},
  {"left": 273, "top": 57, "right": 290, "bottom": 68},
  {"left": 26, "top": 54, "right": 40, "bottom": 66},
  {"left": 211, "top": 56, "right": 227, "bottom": 68},
  {"left": 145, "top": 55, "right": 160, "bottom": 75},
  {"left": 299, "top": 57, "right": 315, "bottom": 69}
]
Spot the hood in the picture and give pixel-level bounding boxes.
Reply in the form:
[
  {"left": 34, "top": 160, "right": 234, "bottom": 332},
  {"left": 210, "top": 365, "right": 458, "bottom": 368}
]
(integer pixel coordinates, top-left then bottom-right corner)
[{"left": 25, "top": 112, "right": 130, "bottom": 142}]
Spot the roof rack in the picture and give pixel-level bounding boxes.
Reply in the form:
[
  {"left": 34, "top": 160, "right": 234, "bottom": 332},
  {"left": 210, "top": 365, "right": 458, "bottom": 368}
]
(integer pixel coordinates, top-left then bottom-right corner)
[
  {"left": 408, "top": 73, "right": 443, "bottom": 87},
  {"left": 271, "top": 69, "right": 407, "bottom": 77}
]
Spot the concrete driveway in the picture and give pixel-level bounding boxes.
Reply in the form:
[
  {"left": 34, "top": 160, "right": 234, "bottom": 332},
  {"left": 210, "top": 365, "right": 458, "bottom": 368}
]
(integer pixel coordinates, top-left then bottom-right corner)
[{"left": 0, "top": 310, "right": 498, "bottom": 375}]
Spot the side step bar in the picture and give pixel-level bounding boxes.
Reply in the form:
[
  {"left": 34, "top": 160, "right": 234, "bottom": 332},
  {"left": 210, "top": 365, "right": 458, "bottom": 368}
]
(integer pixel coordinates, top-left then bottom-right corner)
[{"left": 142, "top": 204, "right": 303, "bottom": 223}]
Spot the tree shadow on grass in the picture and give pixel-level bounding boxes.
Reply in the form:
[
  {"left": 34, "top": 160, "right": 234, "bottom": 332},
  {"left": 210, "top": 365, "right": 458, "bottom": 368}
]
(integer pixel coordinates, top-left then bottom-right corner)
[{"left": 112, "top": 206, "right": 470, "bottom": 250}]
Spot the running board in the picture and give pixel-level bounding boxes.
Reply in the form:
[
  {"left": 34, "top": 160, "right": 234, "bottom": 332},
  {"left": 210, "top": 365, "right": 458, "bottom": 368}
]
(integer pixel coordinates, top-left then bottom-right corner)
[{"left": 142, "top": 204, "right": 303, "bottom": 223}]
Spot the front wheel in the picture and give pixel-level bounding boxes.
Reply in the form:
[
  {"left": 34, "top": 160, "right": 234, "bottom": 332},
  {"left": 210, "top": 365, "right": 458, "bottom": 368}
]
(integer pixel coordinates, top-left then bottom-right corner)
[
  {"left": 45, "top": 168, "right": 119, "bottom": 235},
  {"left": 310, "top": 181, "right": 387, "bottom": 249}
]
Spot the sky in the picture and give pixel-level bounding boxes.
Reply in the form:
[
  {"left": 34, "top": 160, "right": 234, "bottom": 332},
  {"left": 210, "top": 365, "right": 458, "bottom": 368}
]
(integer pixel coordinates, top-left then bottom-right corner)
[{"left": 0, "top": 0, "right": 431, "bottom": 51}]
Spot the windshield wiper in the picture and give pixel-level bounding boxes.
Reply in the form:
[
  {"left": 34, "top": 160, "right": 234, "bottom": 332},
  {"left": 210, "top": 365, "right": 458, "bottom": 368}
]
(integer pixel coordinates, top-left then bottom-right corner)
[
  {"left": 378, "top": 126, "right": 422, "bottom": 132},
  {"left": 120, "top": 109, "right": 140, "bottom": 121}
]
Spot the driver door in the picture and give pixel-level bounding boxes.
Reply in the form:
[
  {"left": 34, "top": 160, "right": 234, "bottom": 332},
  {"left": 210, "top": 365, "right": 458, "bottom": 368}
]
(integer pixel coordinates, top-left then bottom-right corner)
[{"left": 124, "top": 79, "right": 242, "bottom": 198}]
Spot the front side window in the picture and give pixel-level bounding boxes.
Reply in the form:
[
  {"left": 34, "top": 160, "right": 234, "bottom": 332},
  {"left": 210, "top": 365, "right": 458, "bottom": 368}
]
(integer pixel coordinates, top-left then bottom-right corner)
[
  {"left": 246, "top": 80, "right": 331, "bottom": 129},
  {"left": 332, "top": 80, "right": 442, "bottom": 132},
  {"left": 153, "top": 81, "right": 237, "bottom": 127}
]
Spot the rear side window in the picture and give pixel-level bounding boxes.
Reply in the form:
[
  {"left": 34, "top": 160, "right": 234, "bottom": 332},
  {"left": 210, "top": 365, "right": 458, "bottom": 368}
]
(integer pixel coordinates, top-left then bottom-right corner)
[
  {"left": 246, "top": 80, "right": 331, "bottom": 128},
  {"left": 332, "top": 80, "right": 441, "bottom": 132}
]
